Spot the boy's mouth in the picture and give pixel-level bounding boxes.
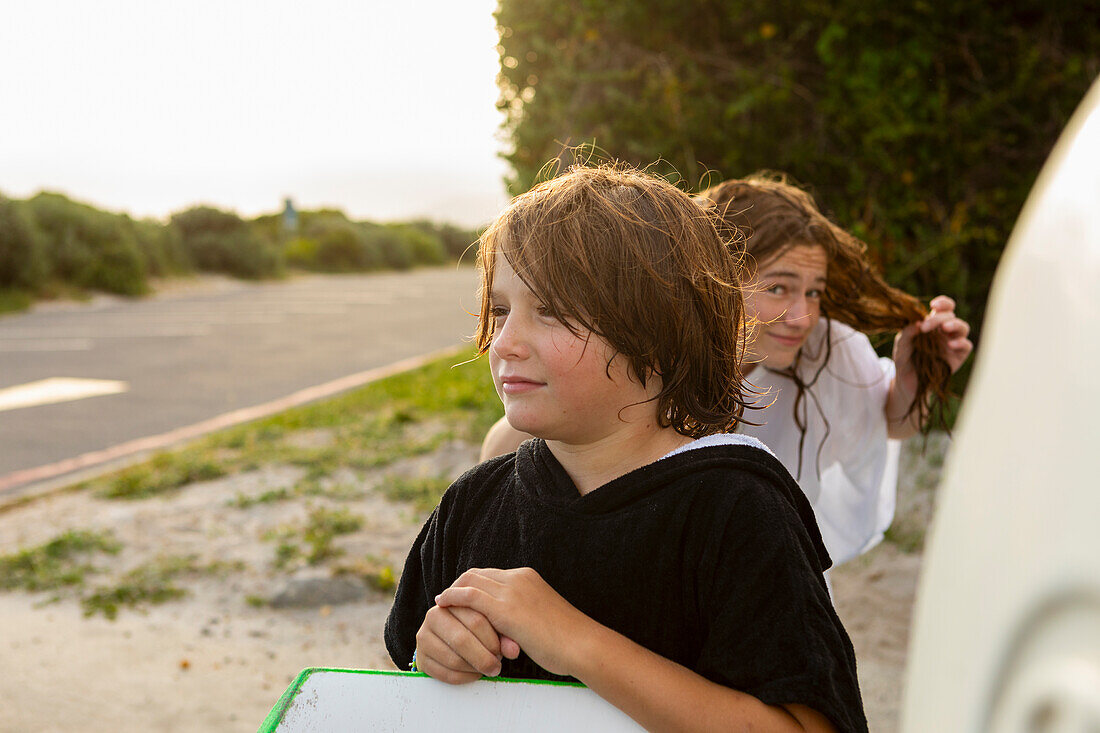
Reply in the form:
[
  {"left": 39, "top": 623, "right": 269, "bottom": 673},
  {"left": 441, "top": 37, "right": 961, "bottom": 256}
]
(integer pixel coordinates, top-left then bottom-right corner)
[{"left": 499, "top": 375, "right": 545, "bottom": 394}]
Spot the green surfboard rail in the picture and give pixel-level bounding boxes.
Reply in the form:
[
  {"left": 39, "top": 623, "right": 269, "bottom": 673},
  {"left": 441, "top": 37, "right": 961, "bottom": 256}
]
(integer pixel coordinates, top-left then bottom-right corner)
[{"left": 257, "top": 667, "right": 588, "bottom": 732}]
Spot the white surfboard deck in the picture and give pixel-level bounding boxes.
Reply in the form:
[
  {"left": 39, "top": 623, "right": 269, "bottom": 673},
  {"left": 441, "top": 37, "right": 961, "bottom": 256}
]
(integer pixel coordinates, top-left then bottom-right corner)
[
  {"left": 258, "top": 668, "right": 643, "bottom": 732},
  {"left": 901, "top": 77, "right": 1100, "bottom": 730}
]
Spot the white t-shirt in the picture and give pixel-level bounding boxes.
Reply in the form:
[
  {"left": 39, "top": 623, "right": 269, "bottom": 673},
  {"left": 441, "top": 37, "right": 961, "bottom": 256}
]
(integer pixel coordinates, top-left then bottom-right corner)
[{"left": 738, "top": 319, "right": 901, "bottom": 568}]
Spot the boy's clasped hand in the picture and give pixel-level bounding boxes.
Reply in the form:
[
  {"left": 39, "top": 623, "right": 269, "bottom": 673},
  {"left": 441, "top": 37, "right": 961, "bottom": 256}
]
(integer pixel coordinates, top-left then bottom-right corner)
[{"left": 416, "top": 567, "right": 579, "bottom": 682}]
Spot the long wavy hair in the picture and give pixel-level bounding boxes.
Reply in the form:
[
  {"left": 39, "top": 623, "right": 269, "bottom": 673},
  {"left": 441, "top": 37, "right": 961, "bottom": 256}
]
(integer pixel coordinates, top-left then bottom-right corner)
[
  {"left": 697, "top": 173, "right": 951, "bottom": 471},
  {"left": 476, "top": 164, "right": 750, "bottom": 438}
]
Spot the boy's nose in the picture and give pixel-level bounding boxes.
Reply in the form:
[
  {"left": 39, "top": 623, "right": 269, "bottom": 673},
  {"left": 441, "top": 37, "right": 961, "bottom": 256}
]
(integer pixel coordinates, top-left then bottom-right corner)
[{"left": 491, "top": 315, "right": 530, "bottom": 360}]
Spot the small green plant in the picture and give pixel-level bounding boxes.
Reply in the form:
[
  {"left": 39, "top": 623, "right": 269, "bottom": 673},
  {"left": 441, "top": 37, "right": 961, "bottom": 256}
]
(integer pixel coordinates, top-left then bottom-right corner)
[
  {"left": 81, "top": 556, "right": 193, "bottom": 619},
  {"left": 334, "top": 556, "right": 397, "bottom": 593},
  {"left": 0, "top": 529, "right": 121, "bottom": 592},
  {"left": 98, "top": 452, "right": 227, "bottom": 499},
  {"left": 303, "top": 507, "right": 364, "bottom": 564},
  {"left": 227, "top": 487, "right": 292, "bottom": 508},
  {"left": 883, "top": 524, "right": 926, "bottom": 555},
  {"left": 380, "top": 476, "right": 452, "bottom": 512},
  {"left": 80, "top": 555, "right": 241, "bottom": 619},
  {"left": 273, "top": 541, "right": 302, "bottom": 570}
]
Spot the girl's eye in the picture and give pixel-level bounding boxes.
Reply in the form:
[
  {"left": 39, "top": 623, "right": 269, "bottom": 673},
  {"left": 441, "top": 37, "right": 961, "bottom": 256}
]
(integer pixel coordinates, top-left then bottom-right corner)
[
  {"left": 766, "top": 284, "right": 787, "bottom": 296},
  {"left": 490, "top": 305, "right": 508, "bottom": 320},
  {"left": 807, "top": 288, "right": 824, "bottom": 299}
]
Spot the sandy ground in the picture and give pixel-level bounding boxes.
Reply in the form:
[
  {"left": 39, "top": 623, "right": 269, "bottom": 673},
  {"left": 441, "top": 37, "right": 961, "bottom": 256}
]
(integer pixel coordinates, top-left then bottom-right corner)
[{"left": 1, "top": 436, "right": 944, "bottom": 732}]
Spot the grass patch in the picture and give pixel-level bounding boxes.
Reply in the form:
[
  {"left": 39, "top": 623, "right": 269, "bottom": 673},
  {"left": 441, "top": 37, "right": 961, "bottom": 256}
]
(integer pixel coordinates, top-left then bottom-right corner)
[
  {"left": 302, "top": 507, "right": 364, "bottom": 564},
  {"left": 0, "top": 288, "right": 33, "bottom": 315},
  {"left": 334, "top": 556, "right": 397, "bottom": 593},
  {"left": 0, "top": 529, "right": 121, "bottom": 592},
  {"left": 227, "top": 479, "right": 365, "bottom": 509},
  {"left": 267, "top": 506, "right": 366, "bottom": 569},
  {"left": 883, "top": 524, "right": 926, "bottom": 554},
  {"left": 80, "top": 555, "right": 244, "bottom": 619},
  {"left": 81, "top": 349, "right": 502, "bottom": 500},
  {"left": 96, "top": 452, "right": 227, "bottom": 499},
  {"left": 228, "top": 487, "right": 292, "bottom": 508},
  {"left": 380, "top": 476, "right": 452, "bottom": 513}
]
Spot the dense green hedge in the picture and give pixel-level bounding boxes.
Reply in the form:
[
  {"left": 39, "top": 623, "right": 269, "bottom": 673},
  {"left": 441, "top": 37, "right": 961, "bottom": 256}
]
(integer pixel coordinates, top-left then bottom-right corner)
[
  {"left": 0, "top": 192, "right": 478, "bottom": 312},
  {"left": 171, "top": 206, "right": 283, "bottom": 279},
  {"left": 0, "top": 196, "right": 46, "bottom": 290},
  {"left": 26, "top": 193, "right": 149, "bottom": 296},
  {"left": 495, "top": 0, "right": 1100, "bottom": 350}
]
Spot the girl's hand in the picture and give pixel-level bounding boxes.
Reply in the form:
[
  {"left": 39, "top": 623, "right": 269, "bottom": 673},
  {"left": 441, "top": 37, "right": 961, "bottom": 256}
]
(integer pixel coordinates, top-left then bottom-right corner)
[
  {"left": 434, "top": 567, "right": 592, "bottom": 678},
  {"left": 414, "top": 604, "right": 518, "bottom": 684},
  {"left": 893, "top": 294, "right": 974, "bottom": 392}
]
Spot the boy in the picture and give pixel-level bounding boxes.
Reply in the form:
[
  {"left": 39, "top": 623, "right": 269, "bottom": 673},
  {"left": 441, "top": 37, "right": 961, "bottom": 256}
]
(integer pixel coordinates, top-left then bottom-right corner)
[{"left": 384, "top": 165, "right": 867, "bottom": 732}]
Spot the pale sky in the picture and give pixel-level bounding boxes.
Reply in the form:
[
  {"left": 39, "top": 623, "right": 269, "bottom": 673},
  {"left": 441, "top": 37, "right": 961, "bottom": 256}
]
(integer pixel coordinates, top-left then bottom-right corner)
[{"left": 0, "top": 1, "right": 510, "bottom": 227}]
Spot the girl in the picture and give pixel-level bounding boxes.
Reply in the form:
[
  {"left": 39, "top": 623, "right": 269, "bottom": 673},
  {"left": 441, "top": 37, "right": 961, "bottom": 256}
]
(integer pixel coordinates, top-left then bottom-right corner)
[
  {"left": 385, "top": 166, "right": 866, "bottom": 732},
  {"left": 697, "top": 175, "right": 972, "bottom": 567}
]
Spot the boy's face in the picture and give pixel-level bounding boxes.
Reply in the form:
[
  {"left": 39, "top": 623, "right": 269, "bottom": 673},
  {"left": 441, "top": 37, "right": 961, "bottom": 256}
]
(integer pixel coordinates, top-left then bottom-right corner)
[
  {"left": 743, "top": 243, "right": 828, "bottom": 370},
  {"left": 487, "top": 255, "right": 658, "bottom": 444}
]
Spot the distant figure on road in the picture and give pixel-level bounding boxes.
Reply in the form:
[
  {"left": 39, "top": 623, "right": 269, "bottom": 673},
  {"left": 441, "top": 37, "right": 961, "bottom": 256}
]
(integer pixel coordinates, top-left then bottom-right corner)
[{"left": 282, "top": 197, "right": 298, "bottom": 235}]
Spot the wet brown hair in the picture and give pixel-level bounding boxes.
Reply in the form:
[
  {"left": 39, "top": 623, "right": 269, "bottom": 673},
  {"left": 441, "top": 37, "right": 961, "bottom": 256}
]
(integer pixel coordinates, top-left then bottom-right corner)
[
  {"left": 475, "top": 164, "right": 749, "bottom": 439},
  {"left": 697, "top": 173, "right": 951, "bottom": 439}
]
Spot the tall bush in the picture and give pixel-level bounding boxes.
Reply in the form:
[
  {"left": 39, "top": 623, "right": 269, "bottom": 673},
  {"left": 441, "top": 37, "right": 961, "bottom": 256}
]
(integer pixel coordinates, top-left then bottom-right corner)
[
  {"left": 171, "top": 206, "right": 281, "bottom": 279},
  {"left": 389, "top": 224, "right": 448, "bottom": 266},
  {"left": 0, "top": 196, "right": 46, "bottom": 290},
  {"left": 131, "top": 218, "right": 191, "bottom": 277},
  {"left": 494, "top": 0, "right": 1100, "bottom": 348},
  {"left": 26, "top": 192, "right": 148, "bottom": 295}
]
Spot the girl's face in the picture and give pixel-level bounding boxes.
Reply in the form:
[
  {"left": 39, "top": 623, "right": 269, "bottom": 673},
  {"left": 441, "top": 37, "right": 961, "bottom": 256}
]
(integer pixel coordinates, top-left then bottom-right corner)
[
  {"left": 487, "top": 255, "right": 658, "bottom": 444},
  {"left": 744, "top": 244, "right": 828, "bottom": 370}
]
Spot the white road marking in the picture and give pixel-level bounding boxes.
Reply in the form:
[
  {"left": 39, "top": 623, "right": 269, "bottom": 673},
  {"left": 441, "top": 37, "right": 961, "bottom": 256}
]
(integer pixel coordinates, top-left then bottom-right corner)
[
  {"left": 0, "top": 325, "right": 211, "bottom": 339},
  {"left": 0, "top": 339, "right": 93, "bottom": 352},
  {"left": 0, "top": 378, "right": 129, "bottom": 412}
]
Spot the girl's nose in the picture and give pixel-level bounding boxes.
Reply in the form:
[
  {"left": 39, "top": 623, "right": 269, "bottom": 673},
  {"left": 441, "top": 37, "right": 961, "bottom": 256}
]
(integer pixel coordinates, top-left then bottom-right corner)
[{"left": 782, "top": 296, "right": 813, "bottom": 325}]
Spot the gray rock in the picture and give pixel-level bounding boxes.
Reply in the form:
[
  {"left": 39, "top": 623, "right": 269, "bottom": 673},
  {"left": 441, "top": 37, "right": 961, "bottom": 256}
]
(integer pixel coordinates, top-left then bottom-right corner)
[{"left": 269, "top": 575, "right": 368, "bottom": 608}]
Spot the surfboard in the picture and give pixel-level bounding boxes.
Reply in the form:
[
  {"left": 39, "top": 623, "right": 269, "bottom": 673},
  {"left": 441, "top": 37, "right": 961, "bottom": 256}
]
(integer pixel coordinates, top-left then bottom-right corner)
[
  {"left": 901, "top": 77, "right": 1100, "bottom": 730},
  {"left": 258, "top": 668, "right": 643, "bottom": 731}
]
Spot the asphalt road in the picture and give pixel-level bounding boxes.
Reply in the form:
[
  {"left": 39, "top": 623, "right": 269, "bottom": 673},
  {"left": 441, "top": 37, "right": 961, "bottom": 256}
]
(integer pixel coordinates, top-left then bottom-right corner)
[{"left": 0, "top": 266, "right": 481, "bottom": 488}]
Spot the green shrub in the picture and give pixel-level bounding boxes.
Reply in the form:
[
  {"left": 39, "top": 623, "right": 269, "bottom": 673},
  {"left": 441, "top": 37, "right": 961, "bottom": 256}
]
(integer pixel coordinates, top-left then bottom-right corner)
[
  {"left": 365, "top": 224, "right": 414, "bottom": 270},
  {"left": 284, "top": 236, "right": 320, "bottom": 268},
  {"left": 495, "top": 0, "right": 1100, "bottom": 366},
  {"left": 436, "top": 223, "right": 478, "bottom": 260},
  {"left": 26, "top": 192, "right": 148, "bottom": 295},
  {"left": 316, "top": 224, "right": 383, "bottom": 271},
  {"left": 390, "top": 223, "right": 447, "bottom": 265},
  {"left": 131, "top": 218, "right": 191, "bottom": 277},
  {"left": 250, "top": 213, "right": 284, "bottom": 249},
  {"left": 171, "top": 206, "right": 281, "bottom": 278},
  {"left": 0, "top": 196, "right": 46, "bottom": 289}
]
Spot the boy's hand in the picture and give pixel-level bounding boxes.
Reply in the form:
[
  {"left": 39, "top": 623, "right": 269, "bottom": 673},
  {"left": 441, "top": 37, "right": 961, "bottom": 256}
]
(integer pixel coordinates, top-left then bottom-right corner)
[
  {"left": 434, "top": 567, "right": 592, "bottom": 678},
  {"left": 415, "top": 605, "right": 514, "bottom": 684}
]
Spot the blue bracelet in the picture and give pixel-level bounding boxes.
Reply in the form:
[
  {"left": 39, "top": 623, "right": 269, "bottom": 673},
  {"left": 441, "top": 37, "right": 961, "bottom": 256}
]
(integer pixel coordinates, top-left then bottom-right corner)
[{"left": 409, "top": 651, "right": 418, "bottom": 672}]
